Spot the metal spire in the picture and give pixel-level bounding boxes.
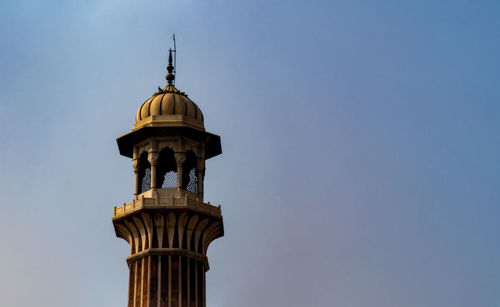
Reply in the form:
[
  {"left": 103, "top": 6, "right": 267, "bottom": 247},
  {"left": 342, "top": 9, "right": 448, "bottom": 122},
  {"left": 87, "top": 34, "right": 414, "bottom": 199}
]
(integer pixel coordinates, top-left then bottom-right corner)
[{"left": 165, "top": 48, "right": 175, "bottom": 85}]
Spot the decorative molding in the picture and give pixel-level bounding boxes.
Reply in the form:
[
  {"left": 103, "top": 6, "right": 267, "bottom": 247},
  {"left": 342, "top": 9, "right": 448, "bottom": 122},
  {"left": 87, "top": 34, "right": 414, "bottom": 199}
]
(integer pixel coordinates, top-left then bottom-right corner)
[{"left": 113, "top": 191, "right": 222, "bottom": 219}]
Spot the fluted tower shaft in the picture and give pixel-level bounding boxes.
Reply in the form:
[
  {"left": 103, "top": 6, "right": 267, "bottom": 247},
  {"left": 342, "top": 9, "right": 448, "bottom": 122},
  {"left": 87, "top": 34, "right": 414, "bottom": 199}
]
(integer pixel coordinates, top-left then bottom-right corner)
[{"left": 114, "top": 195, "right": 222, "bottom": 307}]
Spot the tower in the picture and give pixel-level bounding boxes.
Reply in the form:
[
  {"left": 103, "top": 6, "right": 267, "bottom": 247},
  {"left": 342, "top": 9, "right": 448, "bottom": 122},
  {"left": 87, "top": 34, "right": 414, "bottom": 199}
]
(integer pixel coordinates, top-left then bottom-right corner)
[{"left": 112, "top": 50, "right": 224, "bottom": 307}]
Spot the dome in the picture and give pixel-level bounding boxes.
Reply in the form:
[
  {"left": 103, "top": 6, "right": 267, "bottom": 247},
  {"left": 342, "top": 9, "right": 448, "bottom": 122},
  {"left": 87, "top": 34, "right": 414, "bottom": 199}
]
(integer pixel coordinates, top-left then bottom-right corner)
[
  {"left": 134, "top": 85, "right": 204, "bottom": 131},
  {"left": 117, "top": 50, "right": 222, "bottom": 159}
]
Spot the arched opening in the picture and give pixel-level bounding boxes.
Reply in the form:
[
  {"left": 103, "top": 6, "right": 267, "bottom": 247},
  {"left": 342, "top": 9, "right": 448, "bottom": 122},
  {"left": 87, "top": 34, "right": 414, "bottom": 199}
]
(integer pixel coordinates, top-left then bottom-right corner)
[
  {"left": 138, "top": 151, "right": 151, "bottom": 194},
  {"left": 182, "top": 151, "right": 198, "bottom": 193},
  {"left": 157, "top": 147, "right": 177, "bottom": 189}
]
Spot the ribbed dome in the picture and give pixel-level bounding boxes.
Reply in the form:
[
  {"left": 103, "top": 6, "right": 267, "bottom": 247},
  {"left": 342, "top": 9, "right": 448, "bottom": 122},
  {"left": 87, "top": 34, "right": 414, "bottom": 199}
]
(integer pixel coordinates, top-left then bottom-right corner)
[
  {"left": 135, "top": 85, "right": 204, "bottom": 129},
  {"left": 117, "top": 51, "right": 222, "bottom": 159}
]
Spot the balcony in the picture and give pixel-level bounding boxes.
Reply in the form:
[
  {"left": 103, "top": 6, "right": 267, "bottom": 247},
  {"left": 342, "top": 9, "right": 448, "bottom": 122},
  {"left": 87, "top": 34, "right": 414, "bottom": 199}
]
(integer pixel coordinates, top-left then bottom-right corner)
[{"left": 113, "top": 188, "right": 221, "bottom": 219}]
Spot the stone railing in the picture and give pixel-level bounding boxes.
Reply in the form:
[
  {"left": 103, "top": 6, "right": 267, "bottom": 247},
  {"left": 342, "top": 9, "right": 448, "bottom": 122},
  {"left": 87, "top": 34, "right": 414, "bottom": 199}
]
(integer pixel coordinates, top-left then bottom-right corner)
[{"left": 113, "top": 190, "right": 221, "bottom": 219}]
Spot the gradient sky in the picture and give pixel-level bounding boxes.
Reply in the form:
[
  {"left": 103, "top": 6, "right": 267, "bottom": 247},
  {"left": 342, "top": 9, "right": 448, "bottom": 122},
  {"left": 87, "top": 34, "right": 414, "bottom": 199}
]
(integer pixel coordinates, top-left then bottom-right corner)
[{"left": 0, "top": 1, "right": 499, "bottom": 306}]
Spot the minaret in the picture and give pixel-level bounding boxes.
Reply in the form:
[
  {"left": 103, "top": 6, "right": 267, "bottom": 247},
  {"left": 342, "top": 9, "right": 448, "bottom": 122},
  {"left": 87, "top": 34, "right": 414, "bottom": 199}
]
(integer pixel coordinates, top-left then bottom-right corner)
[{"left": 113, "top": 50, "right": 224, "bottom": 307}]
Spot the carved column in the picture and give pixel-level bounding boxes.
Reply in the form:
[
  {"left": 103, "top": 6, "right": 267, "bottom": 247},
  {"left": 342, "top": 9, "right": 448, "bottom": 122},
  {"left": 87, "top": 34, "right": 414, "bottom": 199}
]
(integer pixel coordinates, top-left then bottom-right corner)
[
  {"left": 196, "top": 158, "right": 205, "bottom": 200},
  {"left": 148, "top": 151, "right": 159, "bottom": 193},
  {"left": 175, "top": 152, "right": 186, "bottom": 190},
  {"left": 133, "top": 158, "right": 140, "bottom": 196}
]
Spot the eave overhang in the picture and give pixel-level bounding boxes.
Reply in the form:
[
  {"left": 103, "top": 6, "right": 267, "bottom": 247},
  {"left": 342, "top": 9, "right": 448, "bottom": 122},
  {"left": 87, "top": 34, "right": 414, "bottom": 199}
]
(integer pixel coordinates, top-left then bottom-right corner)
[{"left": 116, "top": 126, "right": 222, "bottom": 159}]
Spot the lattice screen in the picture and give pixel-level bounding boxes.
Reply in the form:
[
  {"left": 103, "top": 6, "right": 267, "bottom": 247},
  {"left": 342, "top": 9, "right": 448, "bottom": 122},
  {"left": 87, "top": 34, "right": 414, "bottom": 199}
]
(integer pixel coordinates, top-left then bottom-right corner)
[
  {"left": 186, "top": 168, "right": 198, "bottom": 193},
  {"left": 140, "top": 167, "right": 151, "bottom": 193},
  {"left": 162, "top": 171, "right": 177, "bottom": 188}
]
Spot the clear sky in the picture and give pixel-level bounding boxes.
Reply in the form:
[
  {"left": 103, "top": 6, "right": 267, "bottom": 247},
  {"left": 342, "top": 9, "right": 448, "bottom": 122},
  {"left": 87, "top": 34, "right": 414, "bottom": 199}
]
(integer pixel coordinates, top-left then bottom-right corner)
[{"left": 0, "top": 1, "right": 499, "bottom": 306}]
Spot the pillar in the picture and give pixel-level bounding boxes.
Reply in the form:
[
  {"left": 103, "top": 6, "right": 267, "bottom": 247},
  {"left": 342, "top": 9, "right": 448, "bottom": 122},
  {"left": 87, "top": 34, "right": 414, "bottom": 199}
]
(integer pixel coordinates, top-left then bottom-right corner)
[
  {"left": 133, "top": 158, "right": 139, "bottom": 196},
  {"left": 175, "top": 152, "right": 186, "bottom": 190},
  {"left": 196, "top": 158, "right": 205, "bottom": 200},
  {"left": 149, "top": 151, "right": 159, "bottom": 192}
]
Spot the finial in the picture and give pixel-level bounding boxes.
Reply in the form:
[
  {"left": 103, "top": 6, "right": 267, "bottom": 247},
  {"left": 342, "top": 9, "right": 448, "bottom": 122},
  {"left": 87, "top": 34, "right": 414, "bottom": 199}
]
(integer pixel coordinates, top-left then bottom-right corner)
[{"left": 166, "top": 48, "right": 175, "bottom": 85}]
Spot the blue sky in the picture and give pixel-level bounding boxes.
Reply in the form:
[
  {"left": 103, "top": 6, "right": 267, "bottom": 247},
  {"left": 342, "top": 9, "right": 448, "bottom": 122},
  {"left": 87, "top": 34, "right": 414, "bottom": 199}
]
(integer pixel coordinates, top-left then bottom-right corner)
[{"left": 0, "top": 1, "right": 499, "bottom": 306}]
